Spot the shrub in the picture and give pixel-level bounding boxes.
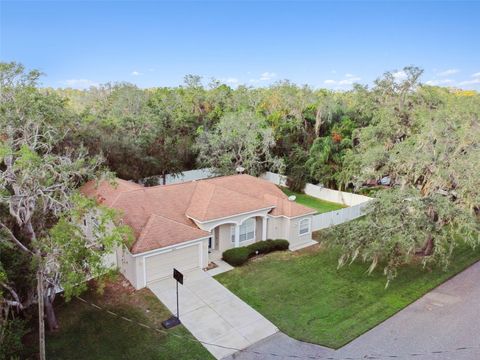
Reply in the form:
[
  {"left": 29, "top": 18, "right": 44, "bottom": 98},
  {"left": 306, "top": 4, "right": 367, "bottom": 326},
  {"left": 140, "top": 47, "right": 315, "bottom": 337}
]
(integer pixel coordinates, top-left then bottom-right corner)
[
  {"left": 272, "top": 239, "right": 290, "bottom": 251},
  {"left": 222, "top": 239, "right": 290, "bottom": 266},
  {"left": 222, "top": 247, "right": 251, "bottom": 266},
  {"left": 248, "top": 240, "right": 274, "bottom": 254}
]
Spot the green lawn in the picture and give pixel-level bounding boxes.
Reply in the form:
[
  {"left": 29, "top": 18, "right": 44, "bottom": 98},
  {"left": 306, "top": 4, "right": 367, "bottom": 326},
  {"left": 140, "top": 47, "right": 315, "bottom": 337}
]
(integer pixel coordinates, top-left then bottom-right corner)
[
  {"left": 215, "top": 242, "right": 480, "bottom": 349},
  {"left": 43, "top": 277, "right": 213, "bottom": 360},
  {"left": 280, "top": 187, "right": 346, "bottom": 213}
]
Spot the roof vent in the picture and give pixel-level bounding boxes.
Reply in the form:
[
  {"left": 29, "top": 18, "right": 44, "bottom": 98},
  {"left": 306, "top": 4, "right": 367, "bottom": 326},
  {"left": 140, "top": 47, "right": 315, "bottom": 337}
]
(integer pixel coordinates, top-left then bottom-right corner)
[{"left": 288, "top": 195, "right": 296, "bottom": 201}]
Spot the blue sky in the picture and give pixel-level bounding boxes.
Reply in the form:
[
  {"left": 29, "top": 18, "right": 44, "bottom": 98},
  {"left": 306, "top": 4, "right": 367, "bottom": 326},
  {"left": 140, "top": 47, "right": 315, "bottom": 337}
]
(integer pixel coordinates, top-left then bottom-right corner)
[{"left": 1, "top": 1, "right": 479, "bottom": 90}]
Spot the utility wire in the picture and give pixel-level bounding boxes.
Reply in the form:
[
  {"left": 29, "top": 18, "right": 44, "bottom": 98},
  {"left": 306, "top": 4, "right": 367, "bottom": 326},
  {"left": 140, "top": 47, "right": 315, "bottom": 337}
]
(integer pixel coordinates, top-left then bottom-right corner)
[{"left": 76, "top": 296, "right": 480, "bottom": 360}]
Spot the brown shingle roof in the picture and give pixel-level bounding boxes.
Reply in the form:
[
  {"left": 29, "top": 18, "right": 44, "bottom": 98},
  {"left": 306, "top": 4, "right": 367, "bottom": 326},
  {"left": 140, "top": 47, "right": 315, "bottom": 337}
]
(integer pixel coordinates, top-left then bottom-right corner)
[
  {"left": 131, "top": 214, "right": 210, "bottom": 254},
  {"left": 80, "top": 174, "right": 315, "bottom": 254},
  {"left": 185, "top": 181, "right": 275, "bottom": 222}
]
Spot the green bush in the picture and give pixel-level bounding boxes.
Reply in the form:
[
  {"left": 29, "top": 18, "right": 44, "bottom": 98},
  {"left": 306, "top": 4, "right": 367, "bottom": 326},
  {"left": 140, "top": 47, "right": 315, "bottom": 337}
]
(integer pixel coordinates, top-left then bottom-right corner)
[
  {"left": 248, "top": 240, "right": 274, "bottom": 254},
  {"left": 272, "top": 239, "right": 290, "bottom": 251},
  {"left": 222, "top": 239, "right": 290, "bottom": 266},
  {"left": 222, "top": 247, "right": 251, "bottom": 266}
]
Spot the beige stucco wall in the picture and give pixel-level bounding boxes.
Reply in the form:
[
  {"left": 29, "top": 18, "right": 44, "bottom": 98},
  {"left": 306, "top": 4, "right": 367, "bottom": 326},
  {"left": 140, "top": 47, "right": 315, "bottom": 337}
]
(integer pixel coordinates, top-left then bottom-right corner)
[
  {"left": 214, "top": 216, "right": 265, "bottom": 254},
  {"left": 117, "top": 247, "right": 144, "bottom": 289},
  {"left": 118, "top": 238, "right": 209, "bottom": 289},
  {"left": 266, "top": 215, "right": 313, "bottom": 248},
  {"left": 287, "top": 215, "right": 313, "bottom": 248},
  {"left": 267, "top": 216, "right": 287, "bottom": 239},
  {"left": 201, "top": 240, "right": 209, "bottom": 267},
  {"left": 217, "top": 223, "right": 234, "bottom": 253}
]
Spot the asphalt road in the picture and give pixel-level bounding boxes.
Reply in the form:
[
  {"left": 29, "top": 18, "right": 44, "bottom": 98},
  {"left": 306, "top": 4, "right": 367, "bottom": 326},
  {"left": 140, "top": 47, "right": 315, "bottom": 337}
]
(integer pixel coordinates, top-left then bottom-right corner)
[{"left": 226, "top": 261, "right": 480, "bottom": 360}]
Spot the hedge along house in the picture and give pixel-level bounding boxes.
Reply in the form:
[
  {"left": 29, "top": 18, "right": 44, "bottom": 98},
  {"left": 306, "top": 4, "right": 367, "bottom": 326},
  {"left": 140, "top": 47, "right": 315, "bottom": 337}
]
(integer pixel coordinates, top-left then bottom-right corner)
[{"left": 81, "top": 174, "right": 316, "bottom": 289}]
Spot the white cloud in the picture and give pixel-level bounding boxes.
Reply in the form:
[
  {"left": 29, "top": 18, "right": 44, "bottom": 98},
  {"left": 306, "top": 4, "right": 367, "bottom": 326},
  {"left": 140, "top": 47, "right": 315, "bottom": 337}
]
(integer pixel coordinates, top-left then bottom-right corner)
[
  {"left": 248, "top": 72, "right": 277, "bottom": 84},
  {"left": 221, "top": 77, "right": 239, "bottom": 84},
  {"left": 459, "top": 78, "right": 480, "bottom": 86},
  {"left": 472, "top": 72, "right": 480, "bottom": 78},
  {"left": 392, "top": 70, "right": 407, "bottom": 80},
  {"left": 60, "top": 79, "right": 98, "bottom": 89},
  {"left": 425, "top": 79, "right": 454, "bottom": 86},
  {"left": 131, "top": 71, "right": 142, "bottom": 76},
  {"left": 323, "top": 74, "right": 361, "bottom": 87},
  {"left": 339, "top": 76, "right": 361, "bottom": 85},
  {"left": 437, "top": 68, "right": 459, "bottom": 77},
  {"left": 259, "top": 72, "right": 277, "bottom": 81}
]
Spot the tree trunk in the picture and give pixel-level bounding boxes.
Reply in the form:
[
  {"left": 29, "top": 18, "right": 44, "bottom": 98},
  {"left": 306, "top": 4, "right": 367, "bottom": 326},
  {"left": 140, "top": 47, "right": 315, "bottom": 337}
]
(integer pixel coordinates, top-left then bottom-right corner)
[
  {"left": 37, "top": 270, "right": 46, "bottom": 360},
  {"left": 416, "top": 234, "right": 435, "bottom": 256},
  {"left": 162, "top": 172, "right": 166, "bottom": 185},
  {"left": 44, "top": 293, "right": 59, "bottom": 331},
  {"left": 423, "top": 235, "right": 435, "bottom": 256}
]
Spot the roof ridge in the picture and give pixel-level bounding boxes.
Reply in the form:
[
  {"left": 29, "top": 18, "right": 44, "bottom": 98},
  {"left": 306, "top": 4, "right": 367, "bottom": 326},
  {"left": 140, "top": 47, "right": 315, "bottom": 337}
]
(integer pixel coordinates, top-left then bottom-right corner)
[
  {"left": 150, "top": 213, "right": 203, "bottom": 230},
  {"left": 201, "top": 182, "right": 217, "bottom": 218},
  {"left": 110, "top": 187, "right": 147, "bottom": 207},
  {"left": 137, "top": 214, "right": 157, "bottom": 242},
  {"left": 185, "top": 181, "right": 201, "bottom": 217}
]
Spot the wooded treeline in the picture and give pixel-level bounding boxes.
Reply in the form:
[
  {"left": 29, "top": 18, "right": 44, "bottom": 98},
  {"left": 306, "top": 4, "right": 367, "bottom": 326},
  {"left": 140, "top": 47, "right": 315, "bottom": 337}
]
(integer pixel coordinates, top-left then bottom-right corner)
[{"left": 1, "top": 62, "right": 479, "bottom": 357}]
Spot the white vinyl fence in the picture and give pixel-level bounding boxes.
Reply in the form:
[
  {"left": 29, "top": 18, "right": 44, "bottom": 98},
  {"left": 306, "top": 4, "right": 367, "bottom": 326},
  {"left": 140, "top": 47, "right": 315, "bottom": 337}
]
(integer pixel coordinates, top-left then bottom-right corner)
[
  {"left": 261, "top": 171, "right": 374, "bottom": 231},
  {"left": 140, "top": 168, "right": 216, "bottom": 186},
  {"left": 141, "top": 169, "right": 373, "bottom": 231}
]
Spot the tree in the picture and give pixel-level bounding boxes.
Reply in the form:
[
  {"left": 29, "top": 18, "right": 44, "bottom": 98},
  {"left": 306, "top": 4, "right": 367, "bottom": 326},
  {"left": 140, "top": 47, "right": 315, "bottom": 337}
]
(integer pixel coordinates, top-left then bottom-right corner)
[
  {"left": 306, "top": 116, "right": 356, "bottom": 189},
  {"left": 195, "top": 110, "right": 284, "bottom": 176},
  {"left": 333, "top": 67, "right": 480, "bottom": 283},
  {"left": 0, "top": 62, "right": 130, "bottom": 359}
]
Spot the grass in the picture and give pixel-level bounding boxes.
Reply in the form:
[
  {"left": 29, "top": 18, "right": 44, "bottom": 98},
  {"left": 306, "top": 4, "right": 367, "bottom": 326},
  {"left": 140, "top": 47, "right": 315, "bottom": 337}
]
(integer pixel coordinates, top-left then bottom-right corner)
[
  {"left": 40, "top": 276, "right": 213, "bottom": 360},
  {"left": 280, "top": 187, "right": 346, "bottom": 214},
  {"left": 215, "top": 241, "right": 480, "bottom": 349}
]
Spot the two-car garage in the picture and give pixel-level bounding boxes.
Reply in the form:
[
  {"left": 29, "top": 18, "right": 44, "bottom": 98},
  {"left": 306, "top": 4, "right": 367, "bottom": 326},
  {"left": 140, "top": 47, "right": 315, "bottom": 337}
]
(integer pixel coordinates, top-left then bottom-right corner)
[{"left": 144, "top": 241, "right": 206, "bottom": 285}]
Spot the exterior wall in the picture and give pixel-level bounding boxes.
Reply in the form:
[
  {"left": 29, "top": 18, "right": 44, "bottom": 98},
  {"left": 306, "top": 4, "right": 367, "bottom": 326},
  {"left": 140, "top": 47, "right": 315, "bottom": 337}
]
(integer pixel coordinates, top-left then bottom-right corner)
[
  {"left": 213, "top": 216, "right": 267, "bottom": 254},
  {"left": 287, "top": 215, "right": 313, "bottom": 248},
  {"left": 255, "top": 217, "right": 263, "bottom": 241},
  {"left": 102, "top": 251, "right": 117, "bottom": 268},
  {"left": 201, "top": 239, "right": 209, "bottom": 267},
  {"left": 267, "top": 216, "right": 287, "bottom": 240},
  {"left": 216, "top": 223, "right": 234, "bottom": 253},
  {"left": 117, "top": 247, "right": 144, "bottom": 290},
  {"left": 118, "top": 238, "right": 209, "bottom": 289}
]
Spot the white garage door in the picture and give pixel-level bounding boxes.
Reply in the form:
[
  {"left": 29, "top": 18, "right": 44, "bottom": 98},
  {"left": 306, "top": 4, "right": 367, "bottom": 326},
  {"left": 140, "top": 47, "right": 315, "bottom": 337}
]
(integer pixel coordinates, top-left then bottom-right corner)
[{"left": 145, "top": 244, "right": 200, "bottom": 284}]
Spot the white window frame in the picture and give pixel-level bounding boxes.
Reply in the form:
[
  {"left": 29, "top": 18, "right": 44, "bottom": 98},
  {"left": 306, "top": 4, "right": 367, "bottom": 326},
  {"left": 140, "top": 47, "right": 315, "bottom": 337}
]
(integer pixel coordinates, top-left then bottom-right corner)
[
  {"left": 298, "top": 218, "right": 311, "bottom": 236},
  {"left": 231, "top": 218, "right": 256, "bottom": 243}
]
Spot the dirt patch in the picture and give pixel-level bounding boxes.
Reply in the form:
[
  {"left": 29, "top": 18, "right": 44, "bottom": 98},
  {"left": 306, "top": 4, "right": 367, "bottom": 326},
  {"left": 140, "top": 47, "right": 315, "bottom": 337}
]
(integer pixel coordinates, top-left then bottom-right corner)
[{"left": 82, "top": 274, "right": 170, "bottom": 328}]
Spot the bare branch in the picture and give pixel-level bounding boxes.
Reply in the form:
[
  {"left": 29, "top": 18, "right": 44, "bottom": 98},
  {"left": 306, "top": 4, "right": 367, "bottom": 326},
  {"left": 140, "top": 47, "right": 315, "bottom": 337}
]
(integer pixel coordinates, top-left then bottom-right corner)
[{"left": 0, "top": 222, "right": 33, "bottom": 254}]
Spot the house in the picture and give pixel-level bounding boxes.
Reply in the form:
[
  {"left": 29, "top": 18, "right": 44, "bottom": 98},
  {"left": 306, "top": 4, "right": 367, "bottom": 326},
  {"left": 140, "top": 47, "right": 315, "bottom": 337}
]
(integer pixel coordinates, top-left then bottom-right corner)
[{"left": 81, "top": 174, "right": 316, "bottom": 289}]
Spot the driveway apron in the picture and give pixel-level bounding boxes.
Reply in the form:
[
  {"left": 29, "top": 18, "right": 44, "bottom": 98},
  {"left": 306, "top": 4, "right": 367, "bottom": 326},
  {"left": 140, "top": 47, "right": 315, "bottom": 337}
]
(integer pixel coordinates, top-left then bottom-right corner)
[{"left": 148, "top": 269, "right": 278, "bottom": 359}]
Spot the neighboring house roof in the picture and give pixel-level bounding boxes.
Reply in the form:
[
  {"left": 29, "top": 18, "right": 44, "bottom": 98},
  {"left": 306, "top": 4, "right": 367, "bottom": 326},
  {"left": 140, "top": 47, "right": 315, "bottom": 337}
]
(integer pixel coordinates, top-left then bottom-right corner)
[{"left": 80, "top": 174, "right": 315, "bottom": 254}]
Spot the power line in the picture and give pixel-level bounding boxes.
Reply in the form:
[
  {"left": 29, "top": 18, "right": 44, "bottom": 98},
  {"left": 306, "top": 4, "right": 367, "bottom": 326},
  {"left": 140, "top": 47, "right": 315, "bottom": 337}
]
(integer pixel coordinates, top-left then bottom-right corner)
[{"left": 76, "top": 296, "right": 480, "bottom": 360}]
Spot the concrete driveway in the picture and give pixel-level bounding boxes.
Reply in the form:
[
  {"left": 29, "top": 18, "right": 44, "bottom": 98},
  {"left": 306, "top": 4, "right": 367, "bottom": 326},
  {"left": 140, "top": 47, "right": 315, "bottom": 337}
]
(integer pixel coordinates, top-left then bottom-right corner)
[
  {"left": 148, "top": 269, "right": 278, "bottom": 359},
  {"left": 225, "top": 261, "right": 480, "bottom": 360}
]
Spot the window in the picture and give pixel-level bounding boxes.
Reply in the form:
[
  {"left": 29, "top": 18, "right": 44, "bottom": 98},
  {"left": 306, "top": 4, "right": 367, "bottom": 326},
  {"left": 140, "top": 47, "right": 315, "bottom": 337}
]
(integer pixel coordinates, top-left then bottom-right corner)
[
  {"left": 231, "top": 218, "right": 256, "bottom": 243},
  {"left": 298, "top": 218, "right": 310, "bottom": 235}
]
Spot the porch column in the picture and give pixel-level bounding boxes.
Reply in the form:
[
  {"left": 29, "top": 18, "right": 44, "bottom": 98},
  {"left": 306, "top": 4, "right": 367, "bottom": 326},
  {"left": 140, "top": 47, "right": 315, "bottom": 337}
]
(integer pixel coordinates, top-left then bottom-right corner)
[
  {"left": 261, "top": 217, "right": 267, "bottom": 241},
  {"left": 234, "top": 224, "right": 240, "bottom": 248}
]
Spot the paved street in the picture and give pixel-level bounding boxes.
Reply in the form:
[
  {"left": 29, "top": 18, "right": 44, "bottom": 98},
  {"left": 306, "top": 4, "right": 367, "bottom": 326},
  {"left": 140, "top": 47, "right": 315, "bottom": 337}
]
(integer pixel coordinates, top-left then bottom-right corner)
[{"left": 226, "top": 261, "right": 480, "bottom": 360}]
